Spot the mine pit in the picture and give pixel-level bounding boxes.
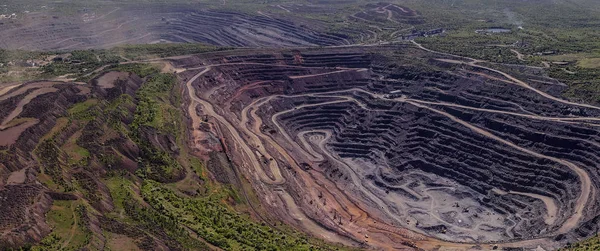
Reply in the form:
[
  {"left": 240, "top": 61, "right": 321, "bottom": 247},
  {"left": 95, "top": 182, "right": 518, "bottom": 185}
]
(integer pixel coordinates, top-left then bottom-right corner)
[
  {"left": 0, "top": 0, "right": 598, "bottom": 250},
  {"left": 0, "top": 5, "right": 359, "bottom": 50},
  {"left": 175, "top": 44, "right": 600, "bottom": 250}
]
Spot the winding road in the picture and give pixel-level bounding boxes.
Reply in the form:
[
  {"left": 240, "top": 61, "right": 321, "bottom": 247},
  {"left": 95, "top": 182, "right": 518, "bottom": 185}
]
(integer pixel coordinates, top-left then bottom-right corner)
[
  {"left": 172, "top": 41, "right": 600, "bottom": 250},
  {"left": 185, "top": 67, "right": 285, "bottom": 185}
]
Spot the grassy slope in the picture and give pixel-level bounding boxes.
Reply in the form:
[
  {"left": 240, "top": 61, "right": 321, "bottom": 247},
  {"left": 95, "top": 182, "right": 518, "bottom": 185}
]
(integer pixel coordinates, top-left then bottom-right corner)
[{"left": 561, "top": 235, "right": 600, "bottom": 250}]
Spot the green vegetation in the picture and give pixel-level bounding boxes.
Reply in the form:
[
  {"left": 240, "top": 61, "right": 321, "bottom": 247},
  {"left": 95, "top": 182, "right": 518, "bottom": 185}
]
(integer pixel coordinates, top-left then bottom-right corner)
[
  {"left": 8, "top": 1, "right": 600, "bottom": 249},
  {"left": 110, "top": 43, "right": 231, "bottom": 61},
  {"left": 31, "top": 201, "right": 92, "bottom": 250},
  {"left": 68, "top": 99, "right": 98, "bottom": 115},
  {"left": 130, "top": 73, "right": 184, "bottom": 182},
  {"left": 132, "top": 74, "right": 180, "bottom": 134},
  {"left": 104, "top": 173, "right": 210, "bottom": 250},
  {"left": 68, "top": 99, "right": 99, "bottom": 121},
  {"left": 41, "top": 50, "right": 121, "bottom": 78},
  {"left": 0, "top": 42, "right": 228, "bottom": 84},
  {"left": 562, "top": 235, "right": 600, "bottom": 250},
  {"left": 98, "top": 65, "right": 343, "bottom": 250},
  {"left": 142, "top": 180, "right": 325, "bottom": 250},
  {"left": 0, "top": 49, "right": 49, "bottom": 82},
  {"left": 578, "top": 58, "right": 600, "bottom": 69},
  {"left": 547, "top": 66, "right": 600, "bottom": 104},
  {"left": 104, "top": 175, "right": 136, "bottom": 215},
  {"left": 63, "top": 138, "right": 91, "bottom": 163},
  {"left": 35, "top": 139, "right": 69, "bottom": 191},
  {"left": 0, "top": 50, "right": 46, "bottom": 66},
  {"left": 399, "top": 0, "right": 600, "bottom": 105},
  {"left": 30, "top": 234, "right": 62, "bottom": 251}
]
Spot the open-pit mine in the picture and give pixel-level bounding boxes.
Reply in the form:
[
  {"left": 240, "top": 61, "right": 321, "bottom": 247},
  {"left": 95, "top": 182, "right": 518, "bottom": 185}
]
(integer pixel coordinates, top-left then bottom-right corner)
[
  {"left": 2, "top": 43, "right": 600, "bottom": 251},
  {"left": 171, "top": 44, "right": 600, "bottom": 250},
  {"left": 1, "top": 1, "right": 600, "bottom": 250}
]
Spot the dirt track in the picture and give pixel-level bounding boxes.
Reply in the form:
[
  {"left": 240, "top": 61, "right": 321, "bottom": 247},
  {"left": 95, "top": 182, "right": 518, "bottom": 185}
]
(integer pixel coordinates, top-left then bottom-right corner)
[
  {"left": 405, "top": 100, "right": 592, "bottom": 235},
  {"left": 182, "top": 44, "right": 600, "bottom": 250},
  {"left": 184, "top": 67, "right": 362, "bottom": 246}
]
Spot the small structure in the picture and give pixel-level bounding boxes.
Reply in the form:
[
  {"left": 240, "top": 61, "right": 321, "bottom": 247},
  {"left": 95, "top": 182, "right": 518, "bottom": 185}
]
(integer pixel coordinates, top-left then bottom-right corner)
[
  {"left": 475, "top": 28, "right": 511, "bottom": 34},
  {"left": 401, "top": 28, "right": 445, "bottom": 40},
  {"left": 0, "top": 13, "right": 16, "bottom": 19}
]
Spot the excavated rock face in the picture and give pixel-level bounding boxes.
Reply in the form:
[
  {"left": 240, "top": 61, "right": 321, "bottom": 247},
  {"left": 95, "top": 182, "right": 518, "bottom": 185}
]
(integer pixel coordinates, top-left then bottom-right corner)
[
  {"left": 0, "top": 44, "right": 598, "bottom": 249},
  {"left": 0, "top": 2, "right": 422, "bottom": 50},
  {"left": 178, "top": 45, "right": 600, "bottom": 247},
  {"left": 0, "top": 5, "right": 354, "bottom": 50}
]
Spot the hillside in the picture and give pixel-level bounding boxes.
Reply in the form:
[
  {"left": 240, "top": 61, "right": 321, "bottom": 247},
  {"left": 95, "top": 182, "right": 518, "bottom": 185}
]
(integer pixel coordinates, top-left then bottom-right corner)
[{"left": 1, "top": 1, "right": 600, "bottom": 251}]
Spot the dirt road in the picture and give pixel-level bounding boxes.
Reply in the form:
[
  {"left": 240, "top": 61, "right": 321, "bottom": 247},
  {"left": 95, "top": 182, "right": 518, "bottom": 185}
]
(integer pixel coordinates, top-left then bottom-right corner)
[
  {"left": 166, "top": 44, "right": 599, "bottom": 249},
  {"left": 185, "top": 67, "right": 359, "bottom": 246},
  {"left": 185, "top": 67, "right": 285, "bottom": 185}
]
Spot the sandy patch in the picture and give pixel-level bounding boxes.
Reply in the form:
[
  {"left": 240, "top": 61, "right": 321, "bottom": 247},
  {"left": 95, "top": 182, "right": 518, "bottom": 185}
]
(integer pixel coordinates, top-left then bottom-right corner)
[
  {"left": 96, "top": 71, "right": 129, "bottom": 89},
  {"left": 0, "top": 81, "right": 57, "bottom": 102},
  {"left": 158, "top": 61, "right": 186, "bottom": 74},
  {"left": 107, "top": 234, "right": 140, "bottom": 251},
  {"left": 0, "top": 119, "right": 39, "bottom": 146},
  {"left": 75, "top": 85, "right": 91, "bottom": 95},
  {"left": 7, "top": 168, "right": 27, "bottom": 184},
  {"left": 0, "top": 83, "right": 22, "bottom": 96}
]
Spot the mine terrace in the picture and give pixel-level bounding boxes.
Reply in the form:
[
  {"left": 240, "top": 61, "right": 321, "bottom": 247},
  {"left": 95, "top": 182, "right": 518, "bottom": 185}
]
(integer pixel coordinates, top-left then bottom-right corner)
[
  {"left": 172, "top": 44, "right": 600, "bottom": 250},
  {"left": 1, "top": 1, "right": 600, "bottom": 250}
]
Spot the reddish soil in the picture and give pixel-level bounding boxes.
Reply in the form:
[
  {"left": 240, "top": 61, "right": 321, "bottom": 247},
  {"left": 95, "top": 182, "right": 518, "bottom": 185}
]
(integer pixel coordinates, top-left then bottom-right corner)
[
  {"left": 6, "top": 168, "right": 27, "bottom": 185},
  {"left": 0, "top": 82, "right": 58, "bottom": 102},
  {"left": 0, "top": 119, "right": 39, "bottom": 146},
  {"left": 1, "top": 88, "right": 57, "bottom": 127}
]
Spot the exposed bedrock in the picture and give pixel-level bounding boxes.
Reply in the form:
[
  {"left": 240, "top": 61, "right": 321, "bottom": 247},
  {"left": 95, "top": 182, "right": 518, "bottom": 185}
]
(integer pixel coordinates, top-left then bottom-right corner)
[
  {"left": 0, "top": 5, "right": 358, "bottom": 50},
  {"left": 183, "top": 46, "right": 600, "bottom": 246},
  {"left": 274, "top": 101, "right": 581, "bottom": 242},
  {"left": 154, "top": 10, "right": 351, "bottom": 47}
]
